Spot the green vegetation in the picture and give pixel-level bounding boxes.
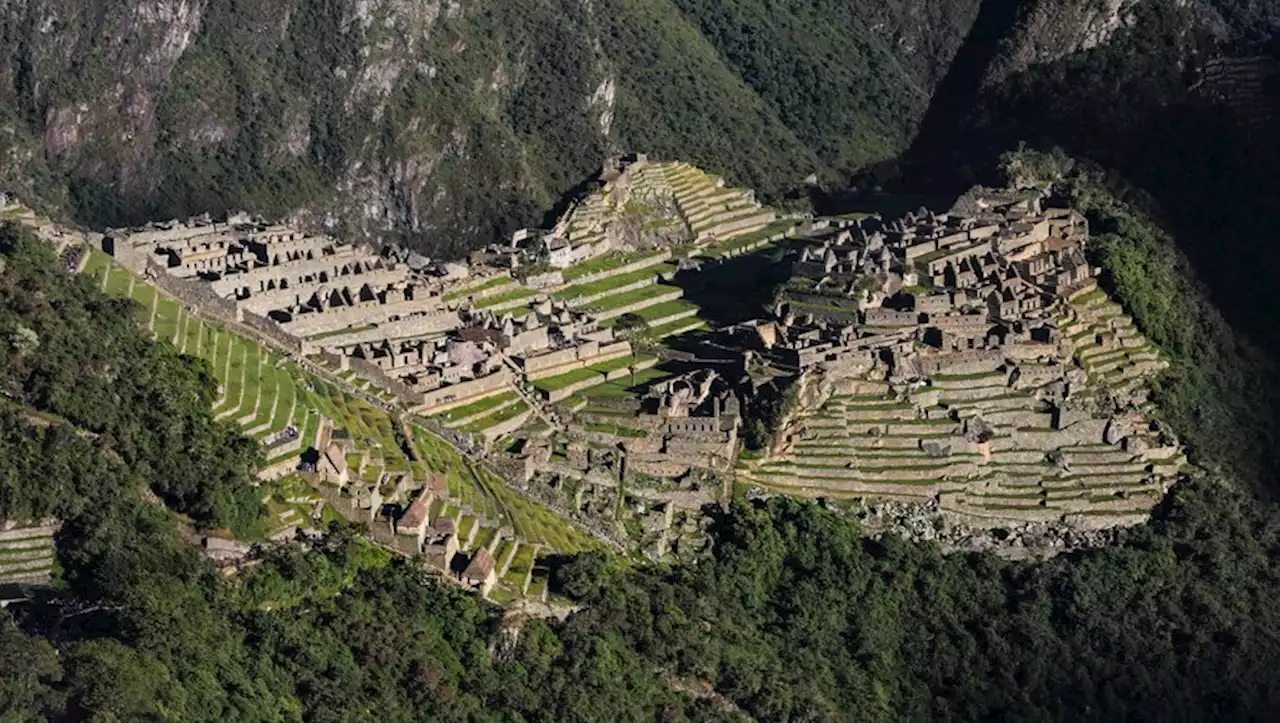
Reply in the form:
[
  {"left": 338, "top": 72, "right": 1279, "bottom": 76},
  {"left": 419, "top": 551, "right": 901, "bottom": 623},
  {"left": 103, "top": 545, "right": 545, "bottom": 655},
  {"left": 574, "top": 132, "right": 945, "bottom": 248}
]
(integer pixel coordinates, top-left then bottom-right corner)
[
  {"left": 741, "top": 380, "right": 798, "bottom": 451},
  {"left": 5, "top": 154, "right": 1280, "bottom": 721},
  {"left": 440, "top": 275, "right": 511, "bottom": 301},
  {"left": 599, "top": 299, "right": 700, "bottom": 327},
  {"left": 532, "top": 367, "right": 603, "bottom": 392},
  {"left": 562, "top": 250, "right": 668, "bottom": 281},
  {"left": 586, "top": 283, "right": 681, "bottom": 313},
  {"left": 587, "top": 354, "right": 654, "bottom": 375},
  {"left": 552, "top": 264, "right": 672, "bottom": 301},
  {"left": 0, "top": 226, "right": 261, "bottom": 530},
  {"left": 457, "top": 399, "right": 530, "bottom": 434},
  {"left": 582, "top": 421, "right": 648, "bottom": 438},
  {"left": 1006, "top": 148, "right": 1279, "bottom": 482},
  {"left": 432, "top": 390, "right": 517, "bottom": 425},
  {"left": 473, "top": 286, "right": 540, "bottom": 310},
  {"left": 582, "top": 368, "right": 672, "bottom": 399},
  {"left": 411, "top": 427, "right": 600, "bottom": 555}
]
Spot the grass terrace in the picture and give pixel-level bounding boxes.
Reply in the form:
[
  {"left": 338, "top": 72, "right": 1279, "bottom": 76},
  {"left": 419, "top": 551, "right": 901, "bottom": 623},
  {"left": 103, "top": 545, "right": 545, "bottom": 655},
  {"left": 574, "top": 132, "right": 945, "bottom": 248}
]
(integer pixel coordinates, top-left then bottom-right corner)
[
  {"left": 103, "top": 265, "right": 133, "bottom": 296},
  {"left": 503, "top": 545, "right": 537, "bottom": 588},
  {"left": 531, "top": 367, "right": 603, "bottom": 392},
  {"left": 585, "top": 283, "right": 681, "bottom": 312},
  {"left": 473, "top": 287, "right": 539, "bottom": 310},
  {"left": 412, "top": 425, "right": 601, "bottom": 556},
  {"left": 458, "top": 399, "right": 530, "bottom": 434},
  {"left": 638, "top": 315, "right": 708, "bottom": 340},
  {"left": 599, "top": 299, "right": 699, "bottom": 327},
  {"left": 580, "top": 368, "right": 672, "bottom": 399},
  {"left": 588, "top": 354, "right": 656, "bottom": 374},
  {"left": 583, "top": 421, "right": 649, "bottom": 438},
  {"left": 698, "top": 218, "right": 794, "bottom": 258},
  {"left": 563, "top": 249, "right": 668, "bottom": 281},
  {"left": 432, "top": 391, "right": 518, "bottom": 425},
  {"left": 551, "top": 264, "right": 675, "bottom": 301}
]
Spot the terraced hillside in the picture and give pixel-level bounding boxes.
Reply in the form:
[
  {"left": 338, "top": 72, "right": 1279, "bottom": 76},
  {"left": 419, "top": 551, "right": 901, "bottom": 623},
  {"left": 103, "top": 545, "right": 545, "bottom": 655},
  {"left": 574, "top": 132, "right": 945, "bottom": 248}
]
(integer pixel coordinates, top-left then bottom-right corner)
[
  {"left": 0, "top": 521, "right": 58, "bottom": 587},
  {"left": 83, "top": 249, "right": 600, "bottom": 597},
  {"left": 740, "top": 285, "right": 1186, "bottom": 530},
  {"left": 409, "top": 428, "right": 599, "bottom": 604}
]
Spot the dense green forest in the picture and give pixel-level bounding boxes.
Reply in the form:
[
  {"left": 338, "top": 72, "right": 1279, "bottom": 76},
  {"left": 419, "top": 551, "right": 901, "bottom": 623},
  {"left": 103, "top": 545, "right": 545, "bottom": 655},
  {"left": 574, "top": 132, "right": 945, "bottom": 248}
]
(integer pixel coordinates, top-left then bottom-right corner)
[
  {"left": 0, "top": 231, "right": 262, "bottom": 530},
  {"left": 4, "top": 147, "right": 1280, "bottom": 719},
  {"left": 0, "top": 0, "right": 1273, "bottom": 259}
]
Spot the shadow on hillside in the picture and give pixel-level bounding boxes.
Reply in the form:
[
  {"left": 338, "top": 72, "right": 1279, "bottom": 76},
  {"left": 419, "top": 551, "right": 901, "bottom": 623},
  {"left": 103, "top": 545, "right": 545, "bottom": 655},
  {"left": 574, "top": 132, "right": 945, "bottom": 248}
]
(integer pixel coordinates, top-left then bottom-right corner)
[
  {"left": 668, "top": 247, "right": 795, "bottom": 327},
  {"left": 878, "top": 22, "right": 1280, "bottom": 485},
  {"left": 900, "top": 47, "right": 1280, "bottom": 351},
  {"left": 909, "top": 0, "right": 1022, "bottom": 161}
]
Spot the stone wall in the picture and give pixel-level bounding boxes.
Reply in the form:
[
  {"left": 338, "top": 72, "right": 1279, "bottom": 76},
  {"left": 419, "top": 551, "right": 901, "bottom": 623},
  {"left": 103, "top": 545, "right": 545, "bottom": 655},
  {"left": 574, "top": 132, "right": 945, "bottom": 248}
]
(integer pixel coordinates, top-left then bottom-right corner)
[
  {"left": 524, "top": 270, "right": 564, "bottom": 289},
  {"left": 917, "top": 350, "right": 1004, "bottom": 376},
  {"left": 282, "top": 297, "right": 445, "bottom": 337},
  {"left": 236, "top": 267, "right": 406, "bottom": 315},
  {"left": 697, "top": 210, "right": 775, "bottom": 241},
  {"left": 347, "top": 356, "right": 418, "bottom": 402},
  {"left": 481, "top": 409, "right": 534, "bottom": 444},
  {"left": 145, "top": 257, "right": 240, "bottom": 321},
  {"left": 300, "top": 311, "right": 462, "bottom": 353},
  {"left": 522, "top": 347, "right": 583, "bottom": 377},
  {"left": 208, "top": 248, "right": 360, "bottom": 297},
  {"left": 420, "top": 370, "right": 511, "bottom": 412},
  {"left": 147, "top": 258, "right": 302, "bottom": 355},
  {"left": 543, "top": 373, "right": 609, "bottom": 403},
  {"left": 242, "top": 309, "right": 303, "bottom": 354}
]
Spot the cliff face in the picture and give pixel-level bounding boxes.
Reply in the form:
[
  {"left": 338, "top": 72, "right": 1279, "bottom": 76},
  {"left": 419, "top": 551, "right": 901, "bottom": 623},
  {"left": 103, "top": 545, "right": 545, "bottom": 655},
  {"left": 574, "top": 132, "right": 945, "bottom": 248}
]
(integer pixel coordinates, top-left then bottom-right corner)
[
  {"left": 0, "top": 0, "right": 986, "bottom": 255},
  {"left": 0, "top": 0, "right": 620, "bottom": 256},
  {"left": 0, "top": 0, "right": 1263, "bottom": 257},
  {"left": 981, "top": 0, "right": 1145, "bottom": 85}
]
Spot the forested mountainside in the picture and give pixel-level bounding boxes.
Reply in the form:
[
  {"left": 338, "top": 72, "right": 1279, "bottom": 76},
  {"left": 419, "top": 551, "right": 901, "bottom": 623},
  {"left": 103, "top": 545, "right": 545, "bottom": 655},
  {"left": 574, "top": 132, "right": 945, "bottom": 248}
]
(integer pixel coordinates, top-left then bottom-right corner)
[{"left": 0, "top": 0, "right": 982, "bottom": 257}]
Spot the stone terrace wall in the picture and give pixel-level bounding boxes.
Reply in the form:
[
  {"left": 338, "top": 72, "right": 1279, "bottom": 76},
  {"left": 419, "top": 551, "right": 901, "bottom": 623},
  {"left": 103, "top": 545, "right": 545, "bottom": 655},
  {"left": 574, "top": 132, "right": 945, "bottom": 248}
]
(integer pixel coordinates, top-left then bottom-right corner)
[
  {"left": 347, "top": 355, "right": 419, "bottom": 402},
  {"left": 544, "top": 374, "right": 609, "bottom": 403},
  {"left": 145, "top": 258, "right": 239, "bottom": 320},
  {"left": 242, "top": 309, "right": 304, "bottom": 354},
  {"left": 566, "top": 251, "right": 671, "bottom": 288},
  {"left": 482, "top": 409, "right": 534, "bottom": 443},
  {"left": 420, "top": 370, "right": 512, "bottom": 412},
  {"left": 147, "top": 257, "right": 301, "bottom": 355}
]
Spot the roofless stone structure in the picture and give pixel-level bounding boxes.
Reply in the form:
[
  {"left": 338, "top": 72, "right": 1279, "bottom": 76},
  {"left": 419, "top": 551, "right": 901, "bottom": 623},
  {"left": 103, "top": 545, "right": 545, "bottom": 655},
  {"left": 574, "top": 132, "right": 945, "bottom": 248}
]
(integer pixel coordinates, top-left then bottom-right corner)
[{"left": 738, "top": 186, "right": 1181, "bottom": 532}]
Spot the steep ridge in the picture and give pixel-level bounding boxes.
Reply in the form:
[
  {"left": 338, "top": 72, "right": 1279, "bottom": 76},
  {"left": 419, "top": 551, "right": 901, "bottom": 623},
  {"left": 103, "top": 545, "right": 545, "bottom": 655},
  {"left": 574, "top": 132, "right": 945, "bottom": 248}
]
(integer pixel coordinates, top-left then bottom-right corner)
[{"left": 0, "top": 0, "right": 970, "bottom": 258}]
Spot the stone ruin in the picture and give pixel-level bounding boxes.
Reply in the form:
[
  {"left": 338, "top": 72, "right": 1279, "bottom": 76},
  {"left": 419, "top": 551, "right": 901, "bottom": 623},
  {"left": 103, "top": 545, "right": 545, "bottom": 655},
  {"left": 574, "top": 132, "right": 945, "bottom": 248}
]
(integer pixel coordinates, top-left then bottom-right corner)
[{"left": 739, "top": 186, "right": 1184, "bottom": 536}]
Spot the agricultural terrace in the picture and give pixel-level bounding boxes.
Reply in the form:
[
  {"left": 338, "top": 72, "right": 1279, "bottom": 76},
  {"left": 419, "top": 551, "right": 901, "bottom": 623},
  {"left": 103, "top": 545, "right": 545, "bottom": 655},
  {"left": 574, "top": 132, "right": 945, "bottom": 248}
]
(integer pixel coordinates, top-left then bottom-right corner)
[
  {"left": 562, "top": 249, "right": 669, "bottom": 282},
  {"left": 88, "top": 250, "right": 604, "bottom": 584},
  {"left": 411, "top": 426, "right": 603, "bottom": 602}
]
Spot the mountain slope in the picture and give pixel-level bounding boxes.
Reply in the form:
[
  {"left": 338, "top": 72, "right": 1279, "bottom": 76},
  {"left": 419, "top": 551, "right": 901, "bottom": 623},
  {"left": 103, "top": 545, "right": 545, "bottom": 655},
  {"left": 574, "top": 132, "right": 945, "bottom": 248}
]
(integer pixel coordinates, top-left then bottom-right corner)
[{"left": 0, "top": 0, "right": 984, "bottom": 257}]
